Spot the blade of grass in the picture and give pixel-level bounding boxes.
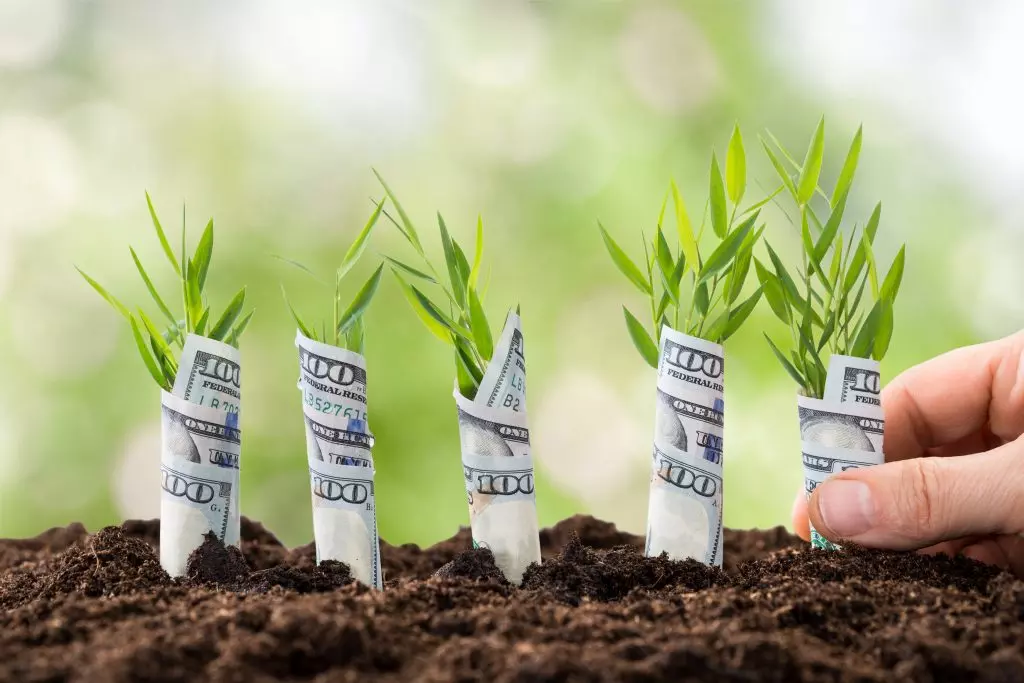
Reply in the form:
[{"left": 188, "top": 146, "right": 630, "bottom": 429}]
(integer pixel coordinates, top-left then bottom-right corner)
[
  {"left": 337, "top": 264, "right": 384, "bottom": 335},
  {"left": 145, "top": 191, "right": 181, "bottom": 277},
  {"left": 599, "top": 222, "right": 652, "bottom": 295},
  {"left": 623, "top": 307, "right": 658, "bottom": 369},
  {"left": 208, "top": 287, "right": 246, "bottom": 341},
  {"left": 77, "top": 268, "right": 130, "bottom": 319},
  {"left": 130, "top": 314, "right": 170, "bottom": 390},
  {"left": 338, "top": 198, "right": 385, "bottom": 281},
  {"left": 129, "top": 247, "right": 176, "bottom": 326}
]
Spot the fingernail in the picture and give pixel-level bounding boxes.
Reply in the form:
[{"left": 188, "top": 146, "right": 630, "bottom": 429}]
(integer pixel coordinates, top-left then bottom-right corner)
[{"left": 816, "top": 480, "right": 874, "bottom": 538}]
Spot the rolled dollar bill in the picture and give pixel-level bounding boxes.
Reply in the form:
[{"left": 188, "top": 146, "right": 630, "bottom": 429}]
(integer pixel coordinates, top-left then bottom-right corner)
[
  {"left": 173, "top": 334, "right": 242, "bottom": 423},
  {"left": 799, "top": 354, "right": 885, "bottom": 548},
  {"left": 645, "top": 326, "right": 725, "bottom": 567},
  {"left": 296, "top": 336, "right": 382, "bottom": 588},
  {"left": 296, "top": 331, "right": 369, "bottom": 432},
  {"left": 160, "top": 388, "right": 242, "bottom": 576},
  {"left": 455, "top": 312, "right": 540, "bottom": 584}
]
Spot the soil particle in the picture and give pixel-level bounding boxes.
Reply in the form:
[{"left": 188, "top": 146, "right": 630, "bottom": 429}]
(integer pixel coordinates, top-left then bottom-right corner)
[
  {"left": 0, "top": 516, "right": 1021, "bottom": 682},
  {"left": 185, "top": 532, "right": 251, "bottom": 586}
]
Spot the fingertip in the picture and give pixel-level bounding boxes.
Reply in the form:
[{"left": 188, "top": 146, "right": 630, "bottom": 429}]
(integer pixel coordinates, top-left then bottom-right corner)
[{"left": 791, "top": 490, "right": 810, "bottom": 541}]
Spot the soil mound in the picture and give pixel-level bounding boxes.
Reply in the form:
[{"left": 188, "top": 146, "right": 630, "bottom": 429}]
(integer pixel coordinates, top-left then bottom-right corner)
[
  {"left": 433, "top": 547, "right": 508, "bottom": 584},
  {"left": 0, "top": 515, "right": 1020, "bottom": 682},
  {"left": 522, "top": 532, "right": 726, "bottom": 604}
]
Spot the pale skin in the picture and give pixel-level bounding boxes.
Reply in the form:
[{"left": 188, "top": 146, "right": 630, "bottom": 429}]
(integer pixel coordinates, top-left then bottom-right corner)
[{"left": 792, "top": 330, "right": 1024, "bottom": 576}]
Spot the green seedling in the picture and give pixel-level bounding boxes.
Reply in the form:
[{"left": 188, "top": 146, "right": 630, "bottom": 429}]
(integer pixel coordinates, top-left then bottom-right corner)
[
  {"left": 758, "top": 118, "right": 906, "bottom": 398},
  {"left": 601, "top": 125, "right": 771, "bottom": 368},
  {"left": 375, "top": 171, "right": 497, "bottom": 399},
  {"left": 78, "top": 193, "right": 254, "bottom": 391},
  {"left": 278, "top": 198, "right": 387, "bottom": 354}
]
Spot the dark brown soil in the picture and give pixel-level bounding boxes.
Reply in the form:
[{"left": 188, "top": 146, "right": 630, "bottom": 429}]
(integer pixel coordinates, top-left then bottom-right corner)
[{"left": 0, "top": 515, "right": 1020, "bottom": 682}]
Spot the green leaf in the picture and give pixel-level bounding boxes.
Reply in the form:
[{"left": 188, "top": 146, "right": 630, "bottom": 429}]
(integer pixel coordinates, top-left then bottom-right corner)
[
  {"left": 842, "top": 202, "right": 881, "bottom": 293},
  {"left": 764, "top": 333, "right": 806, "bottom": 388},
  {"left": 129, "top": 248, "right": 176, "bottom": 326},
  {"left": 726, "top": 124, "right": 747, "bottom": 205},
  {"left": 873, "top": 299, "right": 894, "bottom": 360},
  {"left": 694, "top": 281, "right": 710, "bottom": 318},
  {"left": 813, "top": 188, "right": 848, "bottom": 264},
  {"left": 655, "top": 228, "right": 678, "bottom": 305},
  {"left": 271, "top": 255, "right": 329, "bottom": 287},
  {"left": 438, "top": 214, "right": 468, "bottom": 308},
  {"left": 454, "top": 342, "right": 481, "bottom": 399},
  {"left": 671, "top": 180, "right": 699, "bottom": 274},
  {"left": 755, "top": 259, "right": 790, "bottom": 324},
  {"left": 392, "top": 271, "right": 451, "bottom": 343},
  {"left": 209, "top": 288, "right": 246, "bottom": 341},
  {"left": 338, "top": 198, "right": 385, "bottom": 281},
  {"left": 138, "top": 310, "right": 177, "bottom": 373},
  {"left": 764, "top": 242, "right": 802, "bottom": 309},
  {"left": 469, "top": 215, "right": 484, "bottom": 289},
  {"left": 709, "top": 153, "right": 728, "bottom": 239},
  {"left": 192, "top": 219, "right": 214, "bottom": 292},
  {"left": 696, "top": 212, "right": 758, "bottom": 286},
  {"left": 850, "top": 300, "right": 883, "bottom": 358},
  {"left": 77, "top": 268, "right": 129, "bottom": 320},
  {"left": 453, "top": 237, "right": 471, "bottom": 284},
  {"left": 467, "top": 287, "right": 493, "bottom": 361},
  {"left": 862, "top": 232, "right": 879, "bottom": 300},
  {"left": 407, "top": 280, "right": 473, "bottom": 342},
  {"left": 818, "top": 311, "right": 836, "bottom": 352},
  {"left": 226, "top": 309, "right": 254, "bottom": 347},
  {"left": 623, "top": 307, "right": 658, "bottom": 369},
  {"left": 797, "top": 116, "right": 825, "bottom": 205},
  {"left": 184, "top": 260, "right": 203, "bottom": 329},
  {"left": 282, "top": 286, "right": 317, "bottom": 340},
  {"left": 833, "top": 125, "right": 863, "bottom": 208},
  {"left": 382, "top": 255, "right": 436, "bottom": 284},
  {"left": 761, "top": 138, "right": 798, "bottom": 200},
  {"left": 130, "top": 314, "right": 170, "bottom": 390},
  {"left": 337, "top": 264, "right": 384, "bottom": 336},
  {"left": 373, "top": 169, "right": 424, "bottom": 255},
  {"left": 739, "top": 185, "right": 784, "bottom": 216},
  {"left": 145, "top": 192, "right": 181, "bottom": 277},
  {"left": 879, "top": 245, "right": 906, "bottom": 304},
  {"left": 598, "top": 222, "right": 652, "bottom": 295},
  {"left": 194, "top": 307, "right": 210, "bottom": 337},
  {"left": 718, "top": 287, "right": 762, "bottom": 343}
]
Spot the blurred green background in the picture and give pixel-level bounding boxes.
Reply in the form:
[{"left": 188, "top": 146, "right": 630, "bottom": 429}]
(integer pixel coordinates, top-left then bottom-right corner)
[{"left": 0, "top": 1, "right": 1018, "bottom": 547}]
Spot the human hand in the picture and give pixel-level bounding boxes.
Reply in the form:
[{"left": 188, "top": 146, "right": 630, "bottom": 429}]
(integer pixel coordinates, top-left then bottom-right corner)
[{"left": 791, "top": 332, "right": 1024, "bottom": 574}]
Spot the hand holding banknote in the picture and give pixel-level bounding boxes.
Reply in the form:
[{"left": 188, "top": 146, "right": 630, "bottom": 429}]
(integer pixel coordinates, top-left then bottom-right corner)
[{"left": 792, "top": 331, "right": 1024, "bottom": 576}]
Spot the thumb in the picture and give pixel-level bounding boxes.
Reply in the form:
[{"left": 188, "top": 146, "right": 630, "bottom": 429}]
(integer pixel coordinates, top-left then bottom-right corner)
[{"left": 808, "top": 439, "right": 1024, "bottom": 550}]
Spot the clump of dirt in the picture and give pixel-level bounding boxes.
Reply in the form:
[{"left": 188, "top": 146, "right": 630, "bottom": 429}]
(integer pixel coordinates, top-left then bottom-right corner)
[
  {"left": 433, "top": 547, "right": 508, "bottom": 584},
  {"left": 0, "top": 515, "right": 1020, "bottom": 682},
  {"left": 185, "top": 531, "right": 251, "bottom": 586},
  {"left": 522, "top": 532, "right": 726, "bottom": 605}
]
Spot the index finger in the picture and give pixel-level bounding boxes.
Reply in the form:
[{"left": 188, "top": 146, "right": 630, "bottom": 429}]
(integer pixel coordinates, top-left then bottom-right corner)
[{"left": 881, "top": 331, "right": 1024, "bottom": 461}]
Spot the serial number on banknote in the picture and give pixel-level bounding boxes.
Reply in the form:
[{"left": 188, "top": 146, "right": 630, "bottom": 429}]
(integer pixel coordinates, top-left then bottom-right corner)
[
  {"left": 192, "top": 396, "right": 239, "bottom": 414},
  {"left": 303, "top": 388, "right": 368, "bottom": 421}
]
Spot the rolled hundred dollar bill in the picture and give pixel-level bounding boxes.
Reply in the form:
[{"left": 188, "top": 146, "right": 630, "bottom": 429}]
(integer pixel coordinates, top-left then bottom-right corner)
[
  {"left": 296, "top": 331, "right": 369, "bottom": 431},
  {"left": 173, "top": 334, "right": 242, "bottom": 423},
  {"left": 456, "top": 312, "right": 540, "bottom": 584},
  {"left": 799, "top": 354, "right": 886, "bottom": 548},
  {"left": 645, "top": 326, "right": 724, "bottom": 567},
  {"left": 296, "top": 333, "right": 382, "bottom": 588},
  {"left": 160, "top": 387, "right": 241, "bottom": 577}
]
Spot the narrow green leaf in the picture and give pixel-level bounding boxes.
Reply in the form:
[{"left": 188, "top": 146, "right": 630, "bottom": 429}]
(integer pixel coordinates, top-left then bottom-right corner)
[
  {"left": 764, "top": 333, "right": 806, "bottom": 387},
  {"left": 145, "top": 192, "right": 181, "bottom": 277},
  {"left": 760, "top": 138, "right": 798, "bottom": 200},
  {"left": 392, "top": 272, "right": 451, "bottom": 342},
  {"left": 813, "top": 188, "right": 848, "bottom": 264},
  {"left": 833, "top": 125, "right": 863, "bottom": 208},
  {"left": 598, "top": 222, "right": 652, "bottom": 295},
  {"left": 226, "top": 309, "right": 254, "bottom": 347},
  {"left": 382, "top": 255, "right": 436, "bottom": 283},
  {"left": 725, "top": 124, "right": 747, "bottom": 205},
  {"left": 467, "top": 287, "right": 493, "bottom": 361},
  {"left": 337, "top": 264, "right": 384, "bottom": 336},
  {"left": 879, "top": 245, "right": 906, "bottom": 305},
  {"left": 130, "top": 314, "right": 170, "bottom": 390},
  {"left": 818, "top": 311, "right": 836, "bottom": 352},
  {"left": 77, "top": 268, "right": 130, "bottom": 319},
  {"left": 850, "top": 300, "right": 883, "bottom": 358},
  {"left": 797, "top": 117, "right": 825, "bottom": 205},
  {"left": 694, "top": 281, "right": 710, "bottom": 317},
  {"left": 209, "top": 288, "right": 246, "bottom": 341},
  {"left": 764, "top": 243, "right": 802, "bottom": 308},
  {"left": 863, "top": 233, "right": 879, "bottom": 300},
  {"left": 623, "top": 307, "right": 658, "bottom": 369},
  {"left": 282, "top": 286, "right": 317, "bottom": 340},
  {"left": 655, "top": 228, "right": 678, "bottom": 304},
  {"left": 724, "top": 225, "right": 762, "bottom": 304},
  {"left": 454, "top": 342, "right": 482, "bottom": 399},
  {"left": 842, "top": 202, "right": 882, "bottom": 293},
  {"left": 469, "top": 215, "right": 484, "bottom": 289},
  {"left": 373, "top": 169, "right": 423, "bottom": 254},
  {"left": 718, "top": 287, "right": 762, "bottom": 342},
  {"left": 338, "top": 198, "right": 385, "bottom": 281},
  {"left": 671, "top": 180, "right": 699, "bottom": 274},
  {"left": 194, "top": 307, "right": 210, "bottom": 337},
  {"left": 138, "top": 309, "right": 177, "bottom": 373},
  {"left": 709, "top": 153, "right": 728, "bottom": 238},
  {"left": 755, "top": 259, "right": 790, "bottom": 324},
  {"left": 873, "top": 300, "right": 894, "bottom": 360},
  {"left": 129, "top": 248, "right": 176, "bottom": 326},
  {"left": 271, "top": 255, "right": 329, "bottom": 287},
  {"left": 192, "top": 219, "right": 214, "bottom": 291},
  {"left": 740, "top": 185, "right": 784, "bottom": 217},
  {"left": 438, "top": 214, "right": 468, "bottom": 308},
  {"left": 185, "top": 260, "right": 203, "bottom": 328},
  {"left": 409, "top": 281, "right": 473, "bottom": 342},
  {"left": 453, "top": 237, "right": 471, "bottom": 284},
  {"left": 696, "top": 212, "right": 758, "bottom": 286}
]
